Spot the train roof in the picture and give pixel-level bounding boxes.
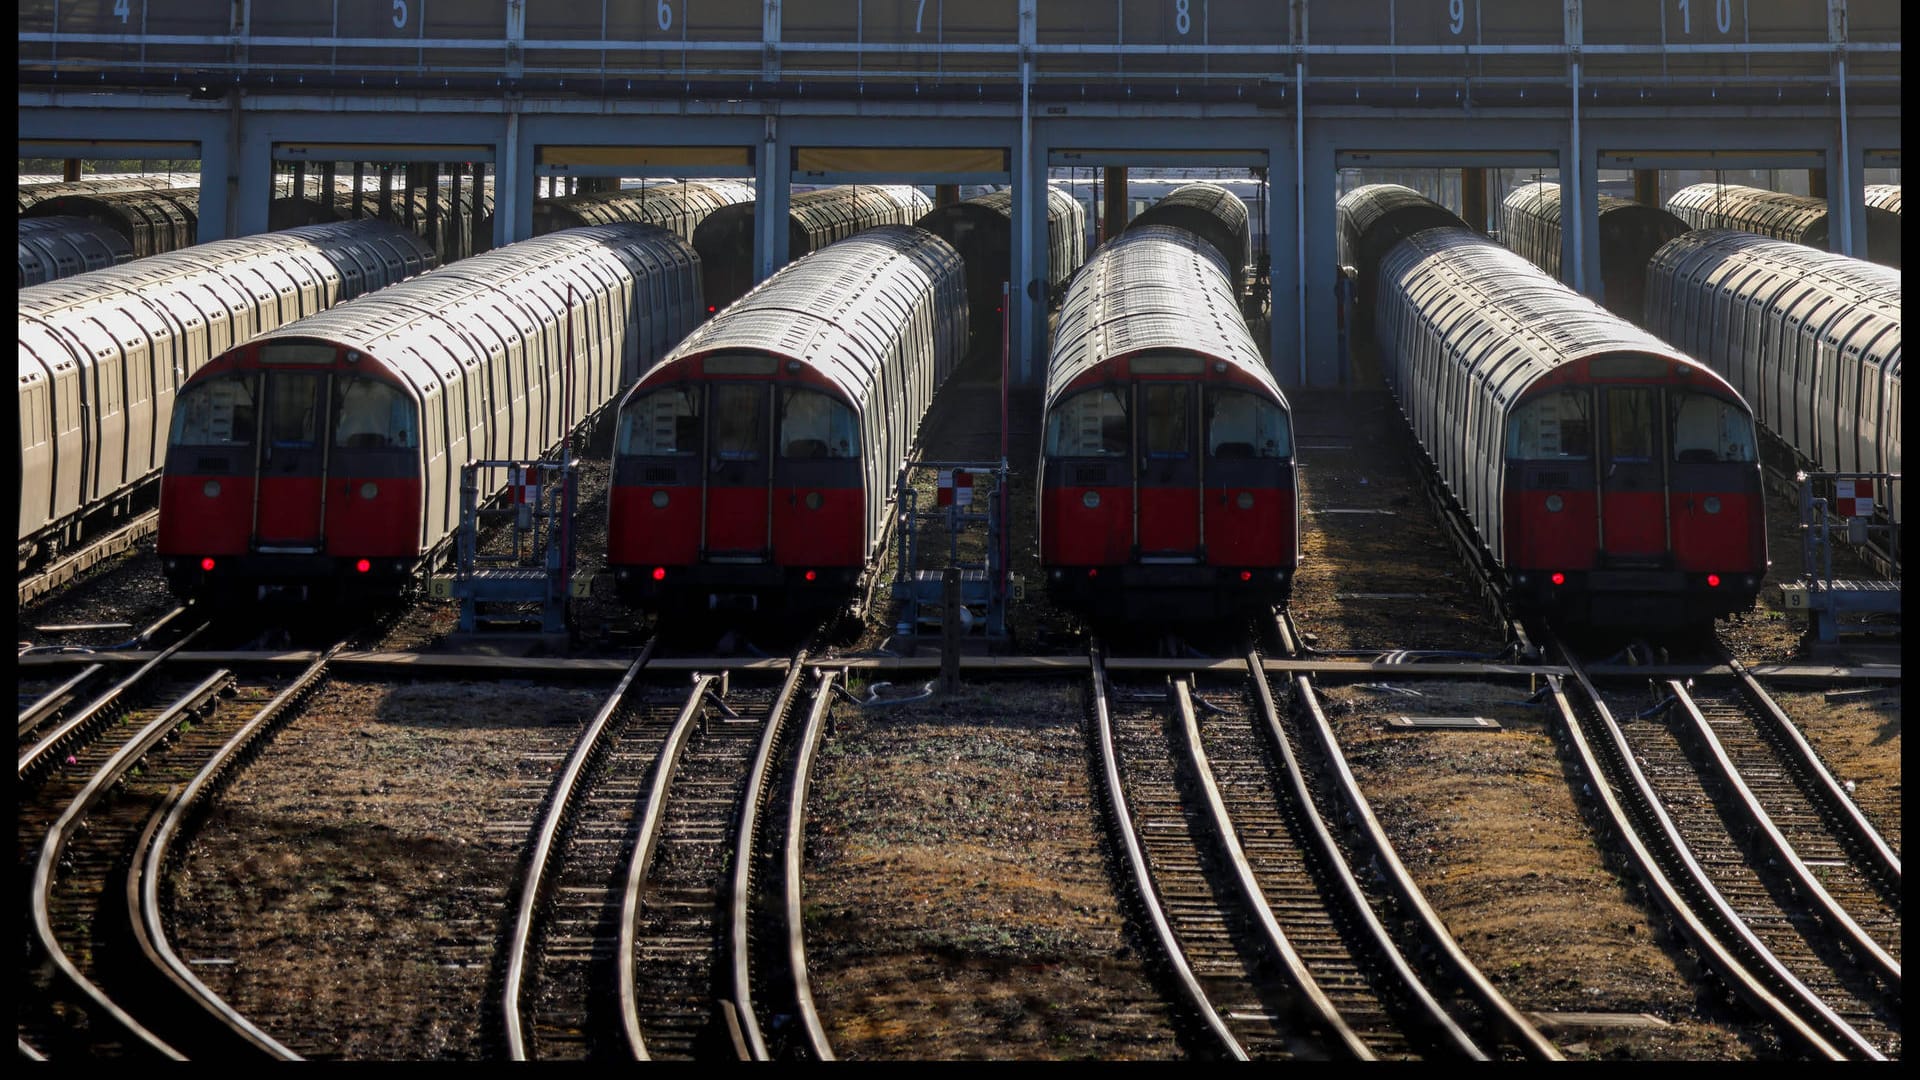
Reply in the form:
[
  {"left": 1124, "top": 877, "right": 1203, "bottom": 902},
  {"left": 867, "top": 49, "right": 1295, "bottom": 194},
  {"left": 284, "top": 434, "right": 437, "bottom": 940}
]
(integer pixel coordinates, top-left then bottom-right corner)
[
  {"left": 1336, "top": 183, "right": 1469, "bottom": 272},
  {"left": 533, "top": 179, "right": 754, "bottom": 235},
  {"left": 1379, "top": 226, "right": 1743, "bottom": 403},
  {"left": 1502, "top": 180, "right": 1689, "bottom": 229},
  {"left": 1665, "top": 182, "right": 1828, "bottom": 237},
  {"left": 1863, "top": 184, "right": 1902, "bottom": 216},
  {"left": 695, "top": 184, "right": 931, "bottom": 238},
  {"left": 1044, "top": 224, "right": 1280, "bottom": 406},
  {"left": 915, "top": 185, "right": 1082, "bottom": 227},
  {"left": 217, "top": 224, "right": 692, "bottom": 390},
  {"left": 1121, "top": 182, "right": 1250, "bottom": 267},
  {"left": 635, "top": 224, "right": 962, "bottom": 405}
]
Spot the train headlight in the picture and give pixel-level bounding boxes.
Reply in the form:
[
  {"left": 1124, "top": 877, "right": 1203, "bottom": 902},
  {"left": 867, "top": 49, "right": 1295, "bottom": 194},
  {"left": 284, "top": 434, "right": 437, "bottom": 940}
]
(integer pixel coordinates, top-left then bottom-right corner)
[
  {"left": 1703, "top": 496, "right": 1722, "bottom": 514},
  {"left": 805, "top": 492, "right": 823, "bottom": 510},
  {"left": 360, "top": 482, "right": 379, "bottom": 500},
  {"left": 1082, "top": 491, "right": 1100, "bottom": 508},
  {"left": 1236, "top": 492, "right": 1254, "bottom": 509},
  {"left": 1544, "top": 494, "right": 1564, "bottom": 512},
  {"left": 652, "top": 491, "right": 670, "bottom": 508},
  {"left": 203, "top": 480, "right": 221, "bottom": 498}
]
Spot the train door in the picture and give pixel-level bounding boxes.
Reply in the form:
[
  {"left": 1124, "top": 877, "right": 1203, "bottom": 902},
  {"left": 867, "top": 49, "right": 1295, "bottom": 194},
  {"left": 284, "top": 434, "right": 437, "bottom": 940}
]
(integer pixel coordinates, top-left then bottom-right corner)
[
  {"left": 702, "top": 381, "right": 773, "bottom": 561},
  {"left": 1598, "top": 386, "right": 1667, "bottom": 560},
  {"left": 1134, "top": 381, "right": 1201, "bottom": 560},
  {"left": 252, "top": 369, "right": 332, "bottom": 551}
]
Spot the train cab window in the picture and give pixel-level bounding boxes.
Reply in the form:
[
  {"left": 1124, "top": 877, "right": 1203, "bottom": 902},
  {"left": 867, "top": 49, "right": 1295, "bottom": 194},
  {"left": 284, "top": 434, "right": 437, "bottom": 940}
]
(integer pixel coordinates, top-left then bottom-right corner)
[
  {"left": 1605, "top": 388, "right": 1657, "bottom": 462},
  {"left": 1045, "top": 387, "right": 1128, "bottom": 457},
  {"left": 333, "top": 378, "right": 418, "bottom": 450},
  {"left": 1506, "top": 389, "right": 1592, "bottom": 460},
  {"left": 1143, "top": 385, "right": 1191, "bottom": 458},
  {"left": 171, "top": 375, "right": 259, "bottom": 447},
  {"left": 618, "top": 387, "right": 701, "bottom": 456},
  {"left": 712, "top": 383, "right": 766, "bottom": 461},
  {"left": 1669, "top": 390, "right": 1757, "bottom": 463},
  {"left": 266, "top": 372, "right": 326, "bottom": 450},
  {"left": 1207, "top": 390, "right": 1291, "bottom": 458},
  {"left": 779, "top": 388, "right": 859, "bottom": 459}
]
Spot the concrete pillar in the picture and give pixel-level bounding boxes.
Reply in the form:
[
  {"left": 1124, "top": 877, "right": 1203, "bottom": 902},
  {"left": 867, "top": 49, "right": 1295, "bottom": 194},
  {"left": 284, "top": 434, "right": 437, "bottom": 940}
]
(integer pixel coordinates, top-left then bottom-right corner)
[
  {"left": 1461, "top": 168, "right": 1488, "bottom": 233},
  {"left": 63, "top": 159, "right": 81, "bottom": 181},
  {"left": 1809, "top": 168, "right": 1827, "bottom": 198},
  {"left": 1632, "top": 169, "right": 1660, "bottom": 207},
  {"left": 935, "top": 183, "right": 961, "bottom": 208},
  {"left": 1102, "top": 166, "right": 1128, "bottom": 244}
]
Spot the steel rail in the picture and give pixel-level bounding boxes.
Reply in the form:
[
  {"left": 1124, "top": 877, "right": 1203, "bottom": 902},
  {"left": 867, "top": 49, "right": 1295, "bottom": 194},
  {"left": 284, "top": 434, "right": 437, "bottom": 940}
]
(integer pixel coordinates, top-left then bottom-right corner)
[
  {"left": 615, "top": 673, "right": 720, "bottom": 1059},
  {"left": 501, "top": 639, "right": 656, "bottom": 1061},
  {"left": 19, "top": 622, "right": 209, "bottom": 780},
  {"left": 780, "top": 669, "right": 841, "bottom": 1062},
  {"left": 725, "top": 655, "right": 812, "bottom": 1060},
  {"left": 18, "top": 508, "right": 160, "bottom": 608},
  {"left": 1089, "top": 643, "right": 1246, "bottom": 1060},
  {"left": 139, "top": 643, "right": 350, "bottom": 1060},
  {"left": 29, "top": 669, "right": 231, "bottom": 1061},
  {"left": 1665, "top": 682, "right": 1900, "bottom": 991},
  {"left": 1721, "top": 654, "right": 1901, "bottom": 892},
  {"left": 1170, "top": 676, "right": 1372, "bottom": 1059},
  {"left": 1272, "top": 614, "right": 1563, "bottom": 1061},
  {"left": 1239, "top": 648, "right": 1486, "bottom": 1060},
  {"left": 18, "top": 664, "right": 105, "bottom": 738},
  {"left": 1547, "top": 644, "right": 1850, "bottom": 1060}
]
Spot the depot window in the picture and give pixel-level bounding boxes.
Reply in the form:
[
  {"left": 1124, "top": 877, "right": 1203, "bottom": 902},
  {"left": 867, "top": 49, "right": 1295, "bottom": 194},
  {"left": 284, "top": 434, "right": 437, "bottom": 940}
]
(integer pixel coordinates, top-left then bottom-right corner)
[
  {"left": 779, "top": 388, "right": 859, "bottom": 459},
  {"left": 1669, "top": 389, "right": 1757, "bottom": 464},
  {"left": 1207, "top": 390, "right": 1291, "bottom": 459},
  {"left": 1045, "top": 387, "right": 1128, "bottom": 457},
  {"left": 1506, "top": 389, "right": 1592, "bottom": 460},
  {"left": 617, "top": 386, "right": 701, "bottom": 456},
  {"left": 333, "top": 378, "right": 417, "bottom": 450},
  {"left": 170, "top": 374, "right": 258, "bottom": 447}
]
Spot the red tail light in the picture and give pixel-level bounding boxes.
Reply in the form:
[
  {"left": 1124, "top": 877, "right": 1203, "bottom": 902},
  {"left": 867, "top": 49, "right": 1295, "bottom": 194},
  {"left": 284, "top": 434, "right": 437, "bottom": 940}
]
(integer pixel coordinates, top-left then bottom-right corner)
[
  {"left": 1706, "top": 573, "right": 1721, "bottom": 588},
  {"left": 1087, "top": 568, "right": 1098, "bottom": 579},
  {"left": 1550, "top": 572, "right": 1566, "bottom": 586},
  {"left": 1239, "top": 571, "right": 1252, "bottom": 582},
  {"left": 707, "top": 305, "right": 716, "bottom": 313},
  {"left": 804, "top": 570, "right": 817, "bottom": 582},
  {"left": 651, "top": 567, "right": 667, "bottom": 581},
  {"left": 200, "top": 557, "right": 216, "bottom": 571},
  {"left": 355, "top": 558, "right": 372, "bottom": 573}
]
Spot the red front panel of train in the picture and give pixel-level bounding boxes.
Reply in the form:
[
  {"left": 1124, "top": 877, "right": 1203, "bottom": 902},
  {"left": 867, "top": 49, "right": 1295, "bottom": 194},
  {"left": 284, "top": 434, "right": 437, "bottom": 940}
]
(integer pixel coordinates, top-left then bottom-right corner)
[
  {"left": 1137, "top": 487, "right": 1200, "bottom": 555},
  {"left": 1204, "top": 488, "right": 1294, "bottom": 569},
  {"left": 705, "top": 486, "right": 769, "bottom": 556},
  {"left": 252, "top": 477, "right": 326, "bottom": 547},
  {"left": 1600, "top": 491, "right": 1668, "bottom": 558},
  {"left": 1503, "top": 488, "right": 1599, "bottom": 571},
  {"left": 1041, "top": 486, "right": 1133, "bottom": 565},
  {"left": 158, "top": 473, "right": 254, "bottom": 555},
  {"left": 608, "top": 485, "right": 700, "bottom": 566},
  {"left": 771, "top": 487, "right": 864, "bottom": 568},
  {"left": 323, "top": 477, "right": 423, "bottom": 556},
  {"left": 1669, "top": 492, "right": 1764, "bottom": 573}
]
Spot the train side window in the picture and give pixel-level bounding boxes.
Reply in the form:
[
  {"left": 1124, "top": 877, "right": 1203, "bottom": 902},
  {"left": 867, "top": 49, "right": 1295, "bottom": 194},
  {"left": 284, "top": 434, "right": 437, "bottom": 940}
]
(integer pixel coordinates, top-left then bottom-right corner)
[
  {"left": 1207, "top": 390, "right": 1290, "bottom": 459},
  {"left": 1506, "top": 389, "right": 1591, "bottom": 460},
  {"left": 712, "top": 383, "right": 766, "bottom": 461},
  {"left": 333, "top": 377, "right": 417, "bottom": 450},
  {"left": 1669, "top": 390, "right": 1757, "bottom": 464},
  {"left": 780, "top": 388, "right": 859, "bottom": 459},
  {"left": 1143, "top": 385, "right": 1191, "bottom": 458},
  {"left": 171, "top": 375, "right": 258, "bottom": 447},
  {"left": 1045, "top": 387, "right": 1128, "bottom": 457}
]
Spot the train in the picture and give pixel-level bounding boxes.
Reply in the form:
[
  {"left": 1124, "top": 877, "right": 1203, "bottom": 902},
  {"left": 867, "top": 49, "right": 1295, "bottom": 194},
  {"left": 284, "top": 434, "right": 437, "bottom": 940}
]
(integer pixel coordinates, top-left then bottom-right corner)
[
  {"left": 17, "top": 174, "right": 198, "bottom": 214},
  {"left": 913, "top": 186, "right": 1088, "bottom": 345},
  {"left": 1666, "top": 182, "right": 1902, "bottom": 270},
  {"left": 691, "top": 184, "right": 933, "bottom": 315},
  {"left": 266, "top": 175, "right": 495, "bottom": 262},
  {"left": 605, "top": 224, "right": 969, "bottom": 613},
  {"left": 21, "top": 187, "right": 202, "bottom": 259},
  {"left": 533, "top": 179, "right": 756, "bottom": 244},
  {"left": 19, "top": 220, "right": 438, "bottom": 573},
  {"left": 156, "top": 223, "right": 703, "bottom": 602},
  {"left": 1343, "top": 186, "right": 1769, "bottom": 627},
  {"left": 1497, "top": 181, "right": 1689, "bottom": 322},
  {"left": 1643, "top": 229, "right": 1902, "bottom": 528},
  {"left": 1121, "top": 181, "right": 1253, "bottom": 299},
  {"left": 1862, "top": 184, "right": 1901, "bottom": 218},
  {"left": 18, "top": 215, "right": 133, "bottom": 286},
  {"left": 1335, "top": 183, "right": 1470, "bottom": 323},
  {"left": 1037, "top": 224, "right": 1296, "bottom": 620}
]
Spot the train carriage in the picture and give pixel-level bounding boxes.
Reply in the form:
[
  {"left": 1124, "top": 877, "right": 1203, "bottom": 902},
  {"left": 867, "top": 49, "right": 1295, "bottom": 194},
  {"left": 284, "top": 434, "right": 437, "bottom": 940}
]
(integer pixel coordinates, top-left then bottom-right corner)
[
  {"left": 534, "top": 179, "right": 756, "bottom": 244},
  {"left": 1120, "top": 181, "right": 1252, "bottom": 297},
  {"left": 1368, "top": 223, "right": 1767, "bottom": 627},
  {"left": 1336, "top": 184, "right": 1470, "bottom": 321},
  {"left": 18, "top": 220, "right": 437, "bottom": 570},
  {"left": 1643, "top": 229, "right": 1901, "bottom": 527},
  {"left": 18, "top": 216, "right": 134, "bottom": 286},
  {"left": 1498, "top": 181, "right": 1689, "bottom": 322},
  {"left": 157, "top": 224, "right": 703, "bottom": 601},
  {"left": 691, "top": 184, "right": 933, "bottom": 315},
  {"left": 1667, "top": 182, "right": 1902, "bottom": 270},
  {"left": 914, "top": 186, "right": 1087, "bottom": 345},
  {"left": 1039, "top": 224, "right": 1296, "bottom": 621},
  {"left": 607, "top": 224, "right": 969, "bottom": 613},
  {"left": 22, "top": 187, "right": 202, "bottom": 259}
]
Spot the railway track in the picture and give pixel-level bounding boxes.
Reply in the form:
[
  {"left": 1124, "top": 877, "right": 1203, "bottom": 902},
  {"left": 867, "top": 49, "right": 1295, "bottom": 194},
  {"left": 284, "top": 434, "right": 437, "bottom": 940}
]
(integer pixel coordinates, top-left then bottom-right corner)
[
  {"left": 18, "top": 508, "right": 160, "bottom": 609},
  {"left": 1544, "top": 630, "right": 1901, "bottom": 1060}
]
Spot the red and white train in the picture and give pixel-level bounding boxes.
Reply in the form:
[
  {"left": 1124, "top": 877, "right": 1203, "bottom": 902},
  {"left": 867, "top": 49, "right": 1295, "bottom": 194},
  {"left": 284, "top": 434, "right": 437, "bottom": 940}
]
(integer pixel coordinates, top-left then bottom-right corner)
[
  {"left": 157, "top": 224, "right": 704, "bottom": 601},
  {"left": 1038, "top": 224, "right": 1297, "bottom": 620},
  {"left": 606, "top": 224, "right": 969, "bottom": 613}
]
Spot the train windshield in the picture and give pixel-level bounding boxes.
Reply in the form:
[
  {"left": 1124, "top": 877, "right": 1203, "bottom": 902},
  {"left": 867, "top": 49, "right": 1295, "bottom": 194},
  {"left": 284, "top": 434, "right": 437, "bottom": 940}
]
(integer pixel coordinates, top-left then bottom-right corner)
[
  {"left": 1045, "top": 387, "right": 1128, "bottom": 456},
  {"left": 779, "top": 388, "right": 859, "bottom": 459},
  {"left": 170, "top": 374, "right": 258, "bottom": 447},
  {"left": 1669, "top": 389, "right": 1757, "bottom": 463},
  {"left": 711, "top": 383, "right": 766, "bottom": 461},
  {"left": 1142, "top": 385, "right": 1191, "bottom": 458},
  {"left": 617, "top": 386, "right": 701, "bottom": 456},
  {"left": 333, "top": 377, "right": 417, "bottom": 450},
  {"left": 1207, "top": 390, "right": 1291, "bottom": 459},
  {"left": 1506, "top": 389, "right": 1593, "bottom": 460}
]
